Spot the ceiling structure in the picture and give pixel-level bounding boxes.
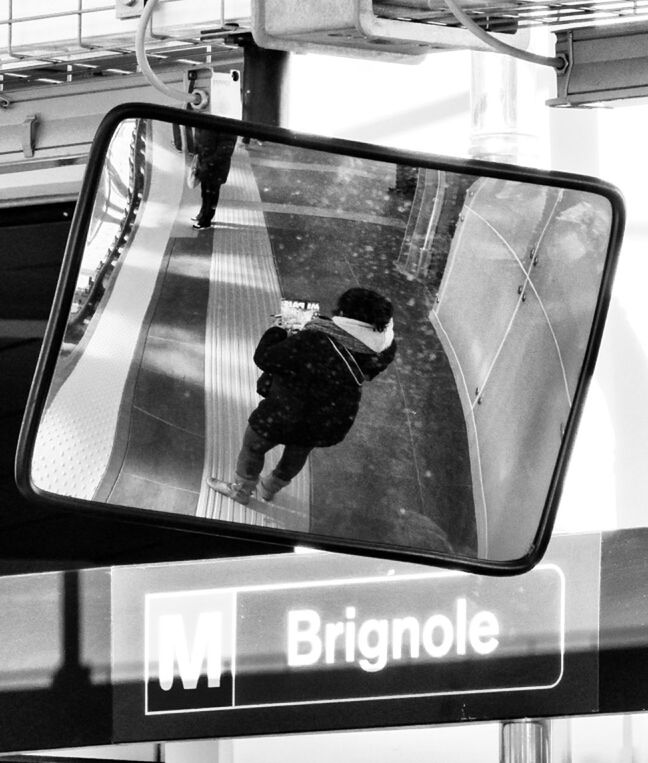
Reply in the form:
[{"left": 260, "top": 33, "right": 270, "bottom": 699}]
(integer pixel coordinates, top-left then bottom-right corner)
[
  {"left": 0, "top": 1, "right": 247, "bottom": 95},
  {"left": 0, "top": 0, "right": 646, "bottom": 97}
]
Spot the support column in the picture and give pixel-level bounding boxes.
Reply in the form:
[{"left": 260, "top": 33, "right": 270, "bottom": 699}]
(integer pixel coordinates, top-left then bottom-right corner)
[
  {"left": 165, "top": 739, "right": 234, "bottom": 763},
  {"left": 501, "top": 719, "right": 551, "bottom": 763},
  {"left": 240, "top": 37, "right": 289, "bottom": 127},
  {"left": 469, "top": 43, "right": 554, "bottom": 165}
]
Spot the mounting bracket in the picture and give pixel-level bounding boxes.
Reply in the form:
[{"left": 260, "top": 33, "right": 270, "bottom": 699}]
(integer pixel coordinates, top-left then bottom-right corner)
[
  {"left": 115, "top": 0, "right": 146, "bottom": 20},
  {"left": 22, "top": 114, "right": 38, "bottom": 158}
]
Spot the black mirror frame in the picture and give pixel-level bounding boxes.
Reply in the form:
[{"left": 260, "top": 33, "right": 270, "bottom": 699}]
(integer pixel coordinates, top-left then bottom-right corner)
[{"left": 15, "top": 101, "right": 625, "bottom": 576}]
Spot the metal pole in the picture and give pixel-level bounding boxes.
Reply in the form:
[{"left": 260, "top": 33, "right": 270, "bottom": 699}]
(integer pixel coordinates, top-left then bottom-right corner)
[
  {"left": 501, "top": 719, "right": 551, "bottom": 763},
  {"left": 469, "top": 44, "right": 552, "bottom": 165}
]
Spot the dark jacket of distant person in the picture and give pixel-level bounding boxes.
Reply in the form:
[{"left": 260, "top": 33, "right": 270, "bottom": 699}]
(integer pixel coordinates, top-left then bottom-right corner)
[{"left": 249, "top": 314, "right": 396, "bottom": 448}]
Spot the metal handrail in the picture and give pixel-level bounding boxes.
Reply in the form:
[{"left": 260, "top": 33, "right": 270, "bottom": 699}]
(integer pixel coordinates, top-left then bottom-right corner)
[{"left": 69, "top": 119, "right": 148, "bottom": 332}]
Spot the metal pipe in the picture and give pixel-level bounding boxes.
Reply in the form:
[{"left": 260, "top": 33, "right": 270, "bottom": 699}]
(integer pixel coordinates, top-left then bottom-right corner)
[
  {"left": 501, "top": 720, "right": 551, "bottom": 763},
  {"left": 135, "top": 0, "right": 208, "bottom": 107},
  {"left": 442, "top": 0, "right": 568, "bottom": 71}
]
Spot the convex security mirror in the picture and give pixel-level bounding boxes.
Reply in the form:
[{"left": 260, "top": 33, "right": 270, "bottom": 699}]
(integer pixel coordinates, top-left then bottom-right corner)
[{"left": 17, "top": 103, "right": 624, "bottom": 575}]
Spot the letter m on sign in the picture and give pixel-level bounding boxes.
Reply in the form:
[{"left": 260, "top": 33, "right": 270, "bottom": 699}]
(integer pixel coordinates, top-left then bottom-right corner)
[
  {"left": 145, "top": 589, "right": 236, "bottom": 714},
  {"left": 158, "top": 612, "right": 223, "bottom": 690}
]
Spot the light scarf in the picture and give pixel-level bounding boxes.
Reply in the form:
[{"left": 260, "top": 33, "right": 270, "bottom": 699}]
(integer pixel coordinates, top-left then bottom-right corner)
[
  {"left": 303, "top": 316, "right": 394, "bottom": 354},
  {"left": 332, "top": 316, "right": 394, "bottom": 354}
]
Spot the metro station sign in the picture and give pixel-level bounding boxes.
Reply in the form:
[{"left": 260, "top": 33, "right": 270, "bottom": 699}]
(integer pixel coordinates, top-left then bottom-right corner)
[
  {"left": 113, "top": 536, "right": 597, "bottom": 742},
  {"left": 9, "top": 530, "right": 648, "bottom": 754},
  {"left": 143, "top": 568, "right": 564, "bottom": 715}
]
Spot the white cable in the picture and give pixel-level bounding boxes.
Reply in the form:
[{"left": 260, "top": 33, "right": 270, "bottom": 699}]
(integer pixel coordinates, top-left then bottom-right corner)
[
  {"left": 135, "top": 0, "right": 209, "bottom": 107},
  {"left": 442, "top": 0, "right": 568, "bottom": 71}
]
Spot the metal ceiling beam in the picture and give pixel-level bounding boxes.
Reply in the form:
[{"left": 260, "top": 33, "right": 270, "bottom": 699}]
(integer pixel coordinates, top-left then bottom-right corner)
[{"left": 550, "top": 21, "right": 648, "bottom": 105}]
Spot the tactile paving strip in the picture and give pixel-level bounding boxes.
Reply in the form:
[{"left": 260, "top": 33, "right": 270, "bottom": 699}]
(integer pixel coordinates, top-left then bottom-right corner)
[{"left": 197, "top": 145, "right": 311, "bottom": 531}]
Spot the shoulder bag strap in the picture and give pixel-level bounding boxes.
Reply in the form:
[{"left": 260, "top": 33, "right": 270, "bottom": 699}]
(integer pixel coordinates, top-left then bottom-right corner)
[{"left": 326, "top": 336, "right": 364, "bottom": 387}]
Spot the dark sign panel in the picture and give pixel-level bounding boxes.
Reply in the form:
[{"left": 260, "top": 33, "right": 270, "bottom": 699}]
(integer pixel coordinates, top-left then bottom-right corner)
[
  {"left": 144, "top": 569, "right": 563, "bottom": 715},
  {"left": 10, "top": 530, "right": 648, "bottom": 753},
  {"left": 113, "top": 534, "right": 598, "bottom": 742}
]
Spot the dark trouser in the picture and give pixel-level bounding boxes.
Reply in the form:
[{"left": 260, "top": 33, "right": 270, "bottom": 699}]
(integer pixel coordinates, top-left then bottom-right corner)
[
  {"left": 197, "top": 183, "right": 222, "bottom": 224},
  {"left": 236, "top": 425, "right": 312, "bottom": 482}
]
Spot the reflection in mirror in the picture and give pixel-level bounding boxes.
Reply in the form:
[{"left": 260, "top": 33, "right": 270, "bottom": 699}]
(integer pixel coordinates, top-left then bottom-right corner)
[{"left": 30, "top": 117, "right": 614, "bottom": 563}]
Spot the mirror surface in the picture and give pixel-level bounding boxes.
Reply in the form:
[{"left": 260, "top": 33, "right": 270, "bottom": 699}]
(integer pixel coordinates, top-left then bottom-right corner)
[{"left": 28, "top": 115, "right": 617, "bottom": 565}]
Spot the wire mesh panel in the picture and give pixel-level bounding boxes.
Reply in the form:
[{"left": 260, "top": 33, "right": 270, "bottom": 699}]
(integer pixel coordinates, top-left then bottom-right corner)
[{"left": 376, "top": 0, "right": 648, "bottom": 31}]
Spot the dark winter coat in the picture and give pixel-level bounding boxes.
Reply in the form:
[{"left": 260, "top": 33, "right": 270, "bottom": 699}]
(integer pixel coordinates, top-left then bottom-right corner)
[{"left": 248, "top": 320, "right": 396, "bottom": 447}]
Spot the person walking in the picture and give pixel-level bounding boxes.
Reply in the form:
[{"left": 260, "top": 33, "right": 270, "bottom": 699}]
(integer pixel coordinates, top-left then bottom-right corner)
[
  {"left": 208, "top": 287, "right": 397, "bottom": 505},
  {"left": 191, "top": 128, "right": 237, "bottom": 229}
]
